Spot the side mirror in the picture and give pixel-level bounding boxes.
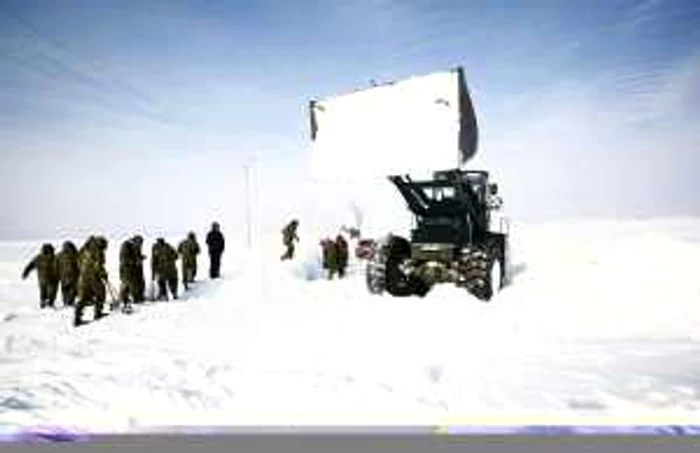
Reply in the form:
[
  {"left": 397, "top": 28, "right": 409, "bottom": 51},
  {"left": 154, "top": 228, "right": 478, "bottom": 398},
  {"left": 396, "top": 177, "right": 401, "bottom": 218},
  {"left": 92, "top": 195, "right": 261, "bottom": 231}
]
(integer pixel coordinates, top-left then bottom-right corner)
[{"left": 489, "top": 183, "right": 498, "bottom": 195}]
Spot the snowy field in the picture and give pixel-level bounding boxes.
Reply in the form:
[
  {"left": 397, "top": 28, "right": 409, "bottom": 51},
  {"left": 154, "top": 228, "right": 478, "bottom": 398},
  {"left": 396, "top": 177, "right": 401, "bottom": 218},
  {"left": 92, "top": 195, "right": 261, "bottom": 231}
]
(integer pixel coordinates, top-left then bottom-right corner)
[{"left": 1, "top": 218, "right": 700, "bottom": 435}]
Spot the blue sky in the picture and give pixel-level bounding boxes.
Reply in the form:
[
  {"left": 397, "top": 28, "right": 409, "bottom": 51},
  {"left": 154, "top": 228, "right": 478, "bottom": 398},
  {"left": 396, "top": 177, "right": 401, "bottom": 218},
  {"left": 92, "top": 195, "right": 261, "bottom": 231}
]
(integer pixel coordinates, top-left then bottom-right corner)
[{"left": 1, "top": 0, "right": 699, "bottom": 240}]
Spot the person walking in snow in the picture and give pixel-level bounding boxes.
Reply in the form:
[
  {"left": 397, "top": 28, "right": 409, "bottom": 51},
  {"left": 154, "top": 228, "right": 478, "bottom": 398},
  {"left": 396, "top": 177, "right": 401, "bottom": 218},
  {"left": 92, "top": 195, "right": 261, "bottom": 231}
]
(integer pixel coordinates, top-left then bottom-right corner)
[
  {"left": 56, "top": 240, "right": 79, "bottom": 307},
  {"left": 335, "top": 234, "right": 349, "bottom": 278},
  {"left": 320, "top": 237, "right": 339, "bottom": 279},
  {"left": 151, "top": 237, "right": 179, "bottom": 301},
  {"left": 205, "top": 222, "right": 225, "bottom": 279},
  {"left": 178, "top": 231, "right": 200, "bottom": 290},
  {"left": 21, "top": 243, "right": 60, "bottom": 309},
  {"left": 74, "top": 237, "right": 109, "bottom": 326},
  {"left": 131, "top": 235, "right": 147, "bottom": 303},
  {"left": 280, "top": 219, "right": 299, "bottom": 261},
  {"left": 118, "top": 235, "right": 145, "bottom": 311}
]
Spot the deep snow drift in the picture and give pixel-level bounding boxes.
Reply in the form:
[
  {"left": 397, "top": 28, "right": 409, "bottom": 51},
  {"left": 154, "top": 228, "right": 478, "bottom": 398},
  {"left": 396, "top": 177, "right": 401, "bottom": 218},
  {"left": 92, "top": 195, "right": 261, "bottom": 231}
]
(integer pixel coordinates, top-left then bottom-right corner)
[{"left": 0, "top": 218, "right": 700, "bottom": 434}]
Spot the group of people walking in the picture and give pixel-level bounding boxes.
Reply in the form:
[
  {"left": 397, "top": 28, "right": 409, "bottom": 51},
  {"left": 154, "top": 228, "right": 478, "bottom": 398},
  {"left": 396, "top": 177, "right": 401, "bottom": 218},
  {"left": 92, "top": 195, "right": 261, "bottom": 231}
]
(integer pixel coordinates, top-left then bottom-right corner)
[
  {"left": 21, "top": 222, "right": 226, "bottom": 327},
  {"left": 22, "top": 217, "right": 357, "bottom": 327},
  {"left": 279, "top": 218, "right": 351, "bottom": 280}
]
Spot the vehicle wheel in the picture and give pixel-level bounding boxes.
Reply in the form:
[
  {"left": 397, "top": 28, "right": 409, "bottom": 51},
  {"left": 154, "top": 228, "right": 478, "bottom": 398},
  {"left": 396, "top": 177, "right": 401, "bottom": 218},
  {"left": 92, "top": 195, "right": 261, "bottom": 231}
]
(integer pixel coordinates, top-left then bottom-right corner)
[
  {"left": 365, "top": 260, "right": 385, "bottom": 295},
  {"left": 383, "top": 236, "right": 414, "bottom": 297},
  {"left": 458, "top": 247, "right": 498, "bottom": 301}
]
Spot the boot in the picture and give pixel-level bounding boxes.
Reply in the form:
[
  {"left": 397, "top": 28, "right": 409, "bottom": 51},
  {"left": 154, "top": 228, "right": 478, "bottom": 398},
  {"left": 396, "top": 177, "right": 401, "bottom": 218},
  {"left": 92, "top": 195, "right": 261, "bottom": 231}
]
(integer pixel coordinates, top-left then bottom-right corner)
[
  {"left": 94, "top": 302, "right": 107, "bottom": 320},
  {"left": 73, "top": 307, "right": 84, "bottom": 327}
]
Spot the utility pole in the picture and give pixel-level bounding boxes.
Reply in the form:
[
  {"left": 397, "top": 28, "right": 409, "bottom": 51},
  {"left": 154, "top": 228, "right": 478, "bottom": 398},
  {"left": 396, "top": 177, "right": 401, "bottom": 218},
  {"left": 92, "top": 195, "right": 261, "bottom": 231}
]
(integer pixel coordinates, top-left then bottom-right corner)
[
  {"left": 244, "top": 157, "right": 257, "bottom": 250},
  {"left": 244, "top": 159, "right": 252, "bottom": 250}
]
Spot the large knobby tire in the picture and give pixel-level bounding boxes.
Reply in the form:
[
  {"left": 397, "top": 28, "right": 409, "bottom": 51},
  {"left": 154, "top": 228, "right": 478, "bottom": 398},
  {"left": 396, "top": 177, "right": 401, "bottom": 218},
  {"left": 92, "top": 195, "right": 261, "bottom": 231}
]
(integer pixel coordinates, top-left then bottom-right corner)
[
  {"left": 458, "top": 246, "right": 501, "bottom": 302},
  {"left": 365, "top": 235, "right": 420, "bottom": 297},
  {"left": 365, "top": 236, "right": 399, "bottom": 295},
  {"left": 365, "top": 260, "right": 385, "bottom": 295},
  {"left": 383, "top": 236, "right": 415, "bottom": 297}
]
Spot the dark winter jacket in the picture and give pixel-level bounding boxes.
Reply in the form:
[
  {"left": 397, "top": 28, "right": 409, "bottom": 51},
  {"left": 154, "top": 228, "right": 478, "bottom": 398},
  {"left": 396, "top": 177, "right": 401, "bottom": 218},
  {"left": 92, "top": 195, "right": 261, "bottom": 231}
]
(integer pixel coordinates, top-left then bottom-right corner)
[
  {"left": 335, "top": 235, "right": 349, "bottom": 268},
  {"left": 206, "top": 230, "right": 225, "bottom": 256},
  {"left": 178, "top": 236, "right": 200, "bottom": 268},
  {"left": 56, "top": 242, "right": 79, "bottom": 285},
  {"left": 22, "top": 245, "right": 59, "bottom": 285},
  {"left": 119, "top": 239, "right": 145, "bottom": 282},
  {"left": 151, "top": 240, "right": 178, "bottom": 280}
]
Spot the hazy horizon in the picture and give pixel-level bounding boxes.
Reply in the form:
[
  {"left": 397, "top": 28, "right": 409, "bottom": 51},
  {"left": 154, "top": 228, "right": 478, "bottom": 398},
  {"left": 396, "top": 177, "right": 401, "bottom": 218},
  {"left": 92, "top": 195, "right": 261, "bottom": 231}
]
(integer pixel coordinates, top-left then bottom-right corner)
[{"left": 2, "top": 0, "right": 699, "bottom": 241}]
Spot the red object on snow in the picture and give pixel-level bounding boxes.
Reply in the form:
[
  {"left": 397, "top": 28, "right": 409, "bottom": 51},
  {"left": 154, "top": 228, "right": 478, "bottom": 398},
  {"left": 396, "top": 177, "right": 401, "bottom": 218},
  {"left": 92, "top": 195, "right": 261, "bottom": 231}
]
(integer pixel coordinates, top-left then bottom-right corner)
[{"left": 355, "top": 239, "right": 377, "bottom": 260}]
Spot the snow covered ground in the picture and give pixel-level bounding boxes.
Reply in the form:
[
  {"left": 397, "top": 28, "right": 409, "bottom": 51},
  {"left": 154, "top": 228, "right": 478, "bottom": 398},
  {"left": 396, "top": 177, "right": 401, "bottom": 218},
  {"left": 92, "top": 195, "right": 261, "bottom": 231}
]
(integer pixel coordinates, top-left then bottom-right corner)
[{"left": 1, "top": 218, "right": 700, "bottom": 435}]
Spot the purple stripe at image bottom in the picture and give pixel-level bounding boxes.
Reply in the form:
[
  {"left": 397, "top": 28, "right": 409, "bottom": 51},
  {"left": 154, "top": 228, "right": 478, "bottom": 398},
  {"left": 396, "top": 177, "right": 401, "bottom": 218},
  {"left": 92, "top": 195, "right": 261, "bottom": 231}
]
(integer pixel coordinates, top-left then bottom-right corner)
[
  {"left": 1, "top": 425, "right": 700, "bottom": 441},
  {"left": 444, "top": 425, "right": 700, "bottom": 435}
]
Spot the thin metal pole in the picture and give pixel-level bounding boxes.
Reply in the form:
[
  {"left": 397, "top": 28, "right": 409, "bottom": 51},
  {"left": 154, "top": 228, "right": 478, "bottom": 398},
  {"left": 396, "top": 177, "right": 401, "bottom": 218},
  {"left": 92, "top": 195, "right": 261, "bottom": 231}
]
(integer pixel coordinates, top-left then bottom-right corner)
[{"left": 245, "top": 160, "right": 252, "bottom": 249}]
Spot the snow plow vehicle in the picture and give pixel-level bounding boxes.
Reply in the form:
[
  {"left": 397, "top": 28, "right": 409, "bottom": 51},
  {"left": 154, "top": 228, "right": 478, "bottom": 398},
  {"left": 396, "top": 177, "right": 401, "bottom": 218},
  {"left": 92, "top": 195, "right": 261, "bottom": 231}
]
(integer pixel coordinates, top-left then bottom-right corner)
[
  {"left": 366, "top": 169, "right": 507, "bottom": 300},
  {"left": 308, "top": 66, "right": 509, "bottom": 301}
]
